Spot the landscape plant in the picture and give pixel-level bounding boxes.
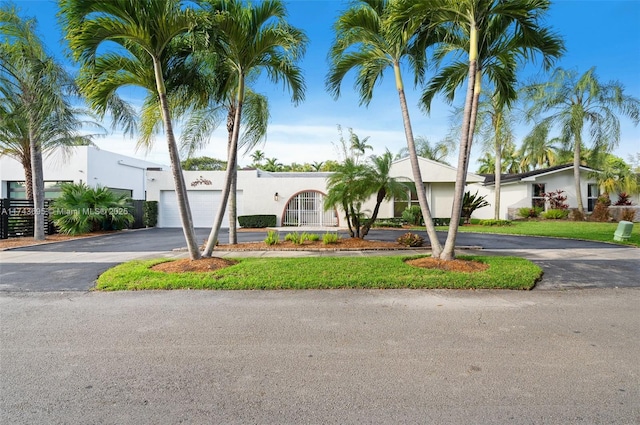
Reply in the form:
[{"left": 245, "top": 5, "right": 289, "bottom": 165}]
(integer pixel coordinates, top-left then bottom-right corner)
[
  {"left": 51, "top": 183, "right": 133, "bottom": 235},
  {"left": 402, "top": 206, "right": 423, "bottom": 226},
  {"left": 517, "top": 207, "right": 543, "bottom": 219},
  {"left": 542, "top": 209, "right": 569, "bottom": 220},
  {"left": 396, "top": 232, "right": 424, "bottom": 247},
  {"left": 461, "top": 191, "right": 490, "bottom": 224},
  {"left": 590, "top": 193, "right": 611, "bottom": 222},
  {"left": 264, "top": 230, "right": 279, "bottom": 246},
  {"left": 322, "top": 232, "right": 340, "bottom": 245}
]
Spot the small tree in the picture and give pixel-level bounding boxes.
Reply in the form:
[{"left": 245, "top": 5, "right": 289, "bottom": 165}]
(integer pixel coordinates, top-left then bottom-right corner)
[
  {"left": 461, "top": 191, "right": 490, "bottom": 224},
  {"left": 590, "top": 193, "right": 612, "bottom": 222}
]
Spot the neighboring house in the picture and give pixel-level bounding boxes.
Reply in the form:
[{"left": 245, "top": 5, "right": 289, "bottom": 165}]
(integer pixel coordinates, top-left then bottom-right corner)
[
  {"left": 0, "top": 146, "right": 164, "bottom": 201},
  {"left": 145, "top": 156, "right": 485, "bottom": 228},
  {"left": 471, "top": 164, "right": 600, "bottom": 220}
]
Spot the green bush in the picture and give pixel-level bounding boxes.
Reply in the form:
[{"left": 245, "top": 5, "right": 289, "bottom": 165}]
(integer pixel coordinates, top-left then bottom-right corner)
[
  {"left": 373, "top": 217, "right": 404, "bottom": 228},
  {"left": 306, "top": 233, "right": 320, "bottom": 242},
  {"left": 238, "top": 215, "right": 277, "bottom": 228},
  {"left": 433, "top": 217, "right": 465, "bottom": 226},
  {"left": 285, "top": 232, "right": 308, "bottom": 245},
  {"left": 479, "top": 219, "right": 512, "bottom": 226},
  {"left": 542, "top": 209, "right": 570, "bottom": 220},
  {"left": 51, "top": 183, "right": 133, "bottom": 235},
  {"left": 517, "top": 207, "right": 543, "bottom": 219},
  {"left": 322, "top": 232, "right": 340, "bottom": 245},
  {"left": 401, "top": 205, "right": 422, "bottom": 226},
  {"left": 396, "top": 232, "right": 424, "bottom": 247},
  {"left": 143, "top": 201, "right": 158, "bottom": 227},
  {"left": 264, "top": 230, "right": 279, "bottom": 246}
]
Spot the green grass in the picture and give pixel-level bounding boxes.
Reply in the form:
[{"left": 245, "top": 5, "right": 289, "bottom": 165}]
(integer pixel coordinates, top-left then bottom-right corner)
[
  {"left": 96, "top": 255, "right": 542, "bottom": 291},
  {"left": 436, "top": 220, "right": 640, "bottom": 247}
]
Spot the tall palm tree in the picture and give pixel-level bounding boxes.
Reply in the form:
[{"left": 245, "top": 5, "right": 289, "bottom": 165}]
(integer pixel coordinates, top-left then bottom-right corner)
[
  {"left": 524, "top": 67, "right": 640, "bottom": 214},
  {"left": 475, "top": 91, "right": 516, "bottom": 219},
  {"left": 327, "top": 0, "right": 444, "bottom": 256},
  {"left": 0, "top": 6, "right": 86, "bottom": 240},
  {"left": 394, "top": 0, "right": 563, "bottom": 259},
  {"left": 199, "top": 0, "right": 307, "bottom": 257},
  {"left": 180, "top": 86, "right": 269, "bottom": 245},
  {"left": 396, "top": 136, "right": 454, "bottom": 164},
  {"left": 517, "top": 121, "right": 560, "bottom": 171},
  {"left": 250, "top": 149, "right": 266, "bottom": 166},
  {"left": 60, "top": 0, "right": 204, "bottom": 259}
]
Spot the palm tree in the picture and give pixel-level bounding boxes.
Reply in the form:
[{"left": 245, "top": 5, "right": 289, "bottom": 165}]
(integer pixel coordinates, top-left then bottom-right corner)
[
  {"left": 524, "top": 67, "right": 640, "bottom": 215},
  {"left": 0, "top": 6, "right": 89, "bottom": 240},
  {"left": 250, "top": 149, "right": 266, "bottom": 166},
  {"left": 360, "top": 150, "right": 409, "bottom": 237},
  {"left": 60, "top": 0, "right": 204, "bottom": 259},
  {"left": 263, "top": 157, "right": 284, "bottom": 172},
  {"left": 394, "top": 0, "right": 564, "bottom": 259},
  {"left": 180, "top": 85, "right": 269, "bottom": 245},
  {"left": 324, "top": 158, "right": 370, "bottom": 238},
  {"left": 517, "top": 121, "right": 560, "bottom": 171},
  {"left": 327, "top": 0, "right": 444, "bottom": 256},
  {"left": 198, "top": 0, "right": 307, "bottom": 257},
  {"left": 396, "top": 136, "right": 454, "bottom": 164},
  {"left": 475, "top": 91, "right": 516, "bottom": 219}
]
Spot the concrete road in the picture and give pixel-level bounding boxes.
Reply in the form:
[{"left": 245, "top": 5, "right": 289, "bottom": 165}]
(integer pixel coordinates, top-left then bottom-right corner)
[{"left": 1, "top": 289, "right": 639, "bottom": 424}]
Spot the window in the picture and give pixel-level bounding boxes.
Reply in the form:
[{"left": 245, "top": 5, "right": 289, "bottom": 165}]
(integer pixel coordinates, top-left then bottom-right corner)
[
  {"left": 587, "top": 184, "right": 599, "bottom": 212},
  {"left": 394, "top": 183, "right": 422, "bottom": 217},
  {"left": 532, "top": 183, "right": 546, "bottom": 209},
  {"left": 7, "top": 181, "right": 72, "bottom": 200}
]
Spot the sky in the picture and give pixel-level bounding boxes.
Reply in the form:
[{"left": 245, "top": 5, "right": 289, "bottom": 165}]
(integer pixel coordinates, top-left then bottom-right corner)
[{"left": 13, "top": 0, "right": 640, "bottom": 169}]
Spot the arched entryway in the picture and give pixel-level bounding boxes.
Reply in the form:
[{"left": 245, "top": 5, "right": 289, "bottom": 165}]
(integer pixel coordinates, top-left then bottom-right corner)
[{"left": 282, "top": 190, "right": 338, "bottom": 227}]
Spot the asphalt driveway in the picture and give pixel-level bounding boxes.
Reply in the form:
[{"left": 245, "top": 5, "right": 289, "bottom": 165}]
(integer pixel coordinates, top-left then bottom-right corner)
[{"left": 1, "top": 228, "right": 638, "bottom": 291}]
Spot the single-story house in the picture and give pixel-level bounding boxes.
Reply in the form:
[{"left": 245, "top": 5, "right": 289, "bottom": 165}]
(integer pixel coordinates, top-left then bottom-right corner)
[
  {"left": 145, "top": 157, "right": 486, "bottom": 228},
  {"left": 0, "top": 146, "right": 164, "bottom": 201},
  {"left": 470, "top": 164, "right": 601, "bottom": 220}
]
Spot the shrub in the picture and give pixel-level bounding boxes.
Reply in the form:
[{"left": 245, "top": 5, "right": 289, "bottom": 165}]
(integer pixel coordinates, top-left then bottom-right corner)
[
  {"left": 238, "top": 215, "right": 277, "bottom": 228},
  {"left": 479, "top": 219, "right": 512, "bottom": 226},
  {"left": 396, "top": 232, "right": 424, "bottom": 247},
  {"left": 373, "top": 218, "right": 403, "bottom": 228},
  {"left": 517, "top": 207, "right": 543, "bottom": 219},
  {"left": 401, "top": 205, "right": 422, "bottom": 226},
  {"left": 51, "top": 183, "right": 133, "bottom": 235},
  {"left": 590, "top": 193, "right": 611, "bottom": 222},
  {"left": 621, "top": 208, "right": 636, "bottom": 222},
  {"left": 462, "top": 191, "right": 490, "bottom": 224},
  {"left": 143, "top": 201, "right": 158, "bottom": 227},
  {"left": 614, "top": 193, "right": 633, "bottom": 206},
  {"left": 542, "top": 209, "right": 570, "bottom": 220},
  {"left": 322, "top": 232, "right": 340, "bottom": 244},
  {"left": 306, "top": 233, "right": 320, "bottom": 242},
  {"left": 264, "top": 230, "right": 279, "bottom": 246},
  {"left": 284, "top": 232, "right": 303, "bottom": 244},
  {"left": 570, "top": 209, "right": 585, "bottom": 221},
  {"left": 469, "top": 218, "right": 482, "bottom": 225},
  {"left": 544, "top": 189, "right": 569, "bottom": 210}
]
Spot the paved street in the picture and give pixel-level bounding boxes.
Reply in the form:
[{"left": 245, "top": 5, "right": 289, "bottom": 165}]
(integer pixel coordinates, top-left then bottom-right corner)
[
  {"left": 1, "top": 289, "right": 639, "bottom": 424},
  {"left": 1, "top": 229, "right": 639, "bottom": 423}
]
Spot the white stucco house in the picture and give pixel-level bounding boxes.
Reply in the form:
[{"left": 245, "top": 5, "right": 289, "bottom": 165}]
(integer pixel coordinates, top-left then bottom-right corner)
[
  {"left": 0, "top": 146, "right": 164, "bottom": 201},
  {"left": 470, "top": 164, "right": 601, "bottom": 220},
  {"left": 145, "top": 157, "right": 486, "bottom": 228}
]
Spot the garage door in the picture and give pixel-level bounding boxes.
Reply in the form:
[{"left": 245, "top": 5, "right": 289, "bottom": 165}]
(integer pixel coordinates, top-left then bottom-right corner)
[{"left": 159, "top": 190, "right": 242, "bottom": 228}]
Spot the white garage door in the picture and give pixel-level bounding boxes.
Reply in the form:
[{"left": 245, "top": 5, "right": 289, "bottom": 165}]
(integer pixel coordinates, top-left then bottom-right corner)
[{"left": 159, "top": 190, "right": 243, "bottom": 228}]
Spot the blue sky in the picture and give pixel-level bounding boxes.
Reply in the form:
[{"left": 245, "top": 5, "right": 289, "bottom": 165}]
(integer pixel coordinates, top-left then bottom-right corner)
[{"left": 14, "top": 0, "right": 640, "bottom": 169}]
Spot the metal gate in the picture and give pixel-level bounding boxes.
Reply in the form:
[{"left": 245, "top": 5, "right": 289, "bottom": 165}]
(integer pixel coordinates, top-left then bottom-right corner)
[{"left": 282, "top": 191, "right": 338, "bottom": 227}]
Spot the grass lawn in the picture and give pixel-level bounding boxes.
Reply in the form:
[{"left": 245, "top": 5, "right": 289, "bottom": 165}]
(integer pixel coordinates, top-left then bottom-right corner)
[
  {"left": 438, "top": 220, "right": 640, "bottom": 247},
  {"left": 96, "top": 255, "right": 542, "bottom": 291}
]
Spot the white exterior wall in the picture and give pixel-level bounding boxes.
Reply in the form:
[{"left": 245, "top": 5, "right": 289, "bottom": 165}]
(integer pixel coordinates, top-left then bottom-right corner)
[
  {"left": 470, "top": 167, "right": 598, "bottom": 220},
  {"left": 146, "top": 169, "right": 340, "bottom": 227},
  {"left": 1, "top": 146, "right": 163, "bottom": 199}
]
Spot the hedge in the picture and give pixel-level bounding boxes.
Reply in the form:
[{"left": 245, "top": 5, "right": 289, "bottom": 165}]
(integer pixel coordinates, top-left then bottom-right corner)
[{"left": 238, "top": 215, "right": 277, "bottom": 228}]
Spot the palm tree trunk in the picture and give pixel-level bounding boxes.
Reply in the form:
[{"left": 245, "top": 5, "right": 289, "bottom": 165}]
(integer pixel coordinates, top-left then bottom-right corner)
[
  {"left": 227, "top": 107, "right": 237, "bottom": 245},
  {"left": 441, "top": 34, "right": 479, "bottom": 261},
  {"left": 28, "top": 121, "right": 45, "bottom": 241},
  {"left": 22, "top": 156, "right": 34, "bottom": 201},
  {"left": 573, "top": 134, "right": 584, "bottom": 215},
  {"left": 393, "top": 62, "right": 442, "bottom": 257},
  {"left": 494, "top": 110, "right": 502, "bottom": 220},
  {"left": 203, "top": 76, "right": 244, "bottom": 257},
  {"left": 154, "top": 58, "right": 201, "bottom": 260}
]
